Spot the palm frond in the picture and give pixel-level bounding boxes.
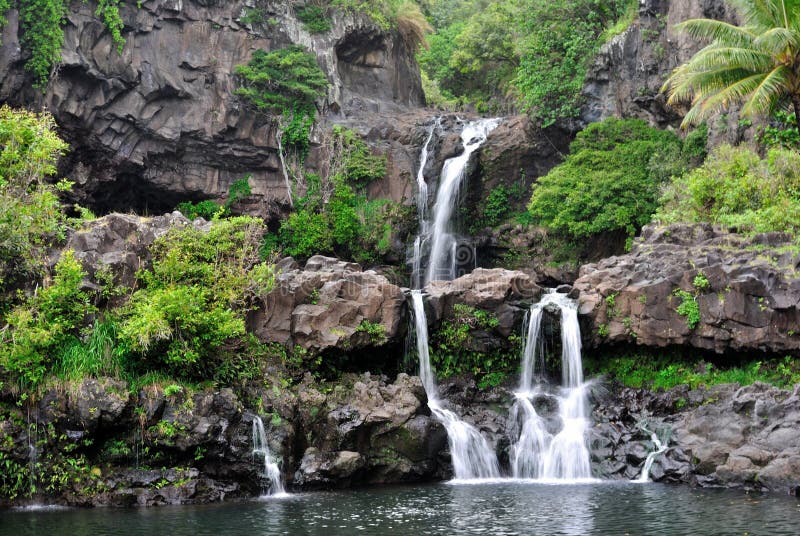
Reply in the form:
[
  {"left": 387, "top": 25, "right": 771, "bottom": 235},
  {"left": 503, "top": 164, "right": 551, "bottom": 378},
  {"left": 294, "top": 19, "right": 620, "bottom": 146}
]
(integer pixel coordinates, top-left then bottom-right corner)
[
  {"left": 742, "top": 65, "right": 792, "bottom": 114},
  {"left": 754, "top": 25, "right": 800, "bottom": 50},
  {"left": 681, "top": 73, "right": 766, "bottom": 125},
  {"left": 685, "top": 45, "right": 773, "bottom": 72},
  {"left": 675, "top": 19, "right": 756, "bottom": 46}
]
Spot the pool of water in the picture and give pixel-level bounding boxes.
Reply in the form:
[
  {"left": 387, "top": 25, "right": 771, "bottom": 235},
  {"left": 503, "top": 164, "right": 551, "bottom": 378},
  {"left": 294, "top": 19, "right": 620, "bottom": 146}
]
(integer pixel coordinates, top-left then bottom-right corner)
[{"left": 4, "top": 481, "right": 799, "bottom": 535}]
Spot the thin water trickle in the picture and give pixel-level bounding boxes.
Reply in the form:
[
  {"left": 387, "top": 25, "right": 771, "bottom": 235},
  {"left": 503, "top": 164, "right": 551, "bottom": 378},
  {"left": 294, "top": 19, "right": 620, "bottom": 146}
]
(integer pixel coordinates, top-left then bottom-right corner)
[
  {"left": 252, "top": 416, "right": 287, "bottom": 497},
  {"left": 410, "top": 118, "right": 439, "bottom": 290},
  {"left": 635, "top": 425, "right": 669, "bottom": 483},
  {"left": 510, "top": 292, "right": 594, "bottom": 481}
]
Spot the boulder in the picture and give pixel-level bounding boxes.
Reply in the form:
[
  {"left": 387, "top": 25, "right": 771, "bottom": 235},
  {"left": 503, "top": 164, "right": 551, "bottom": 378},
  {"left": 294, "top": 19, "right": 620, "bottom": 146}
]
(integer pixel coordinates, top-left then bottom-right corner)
[
  {"left": 250, "top": 256, "right": 406, "bottom": 354},
  {"left": 575, "top": 224, "right": 800, "bottom": 355}
]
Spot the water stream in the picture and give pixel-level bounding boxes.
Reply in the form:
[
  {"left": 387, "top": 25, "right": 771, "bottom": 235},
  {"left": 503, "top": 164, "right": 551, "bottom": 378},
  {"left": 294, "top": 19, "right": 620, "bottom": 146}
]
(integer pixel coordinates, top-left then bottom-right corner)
[
  {"left": 411, "top": 291, "right": 500, "bottom": 480},
  {"left": 635, "top": 424, "right": 669, "bottom": 483},
  {"left": 252, "top": 416, "right": 287, "bottom": 497},
  {"left": 509, "top": 292, "right": 594, "bottom": 481}
]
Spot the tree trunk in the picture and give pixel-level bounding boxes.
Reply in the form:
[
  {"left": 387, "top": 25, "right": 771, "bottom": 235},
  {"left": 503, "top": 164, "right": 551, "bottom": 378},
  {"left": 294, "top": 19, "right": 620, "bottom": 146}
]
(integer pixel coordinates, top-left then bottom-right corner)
[{"left": 793, "top": 94, "right": 800, "bottom": 139}]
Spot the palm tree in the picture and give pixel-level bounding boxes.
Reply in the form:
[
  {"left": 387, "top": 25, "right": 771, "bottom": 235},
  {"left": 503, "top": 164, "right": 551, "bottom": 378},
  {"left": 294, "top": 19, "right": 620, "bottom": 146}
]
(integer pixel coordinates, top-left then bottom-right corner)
[{"left": 662, "top": 0, "right": 800, "bottom": 134}]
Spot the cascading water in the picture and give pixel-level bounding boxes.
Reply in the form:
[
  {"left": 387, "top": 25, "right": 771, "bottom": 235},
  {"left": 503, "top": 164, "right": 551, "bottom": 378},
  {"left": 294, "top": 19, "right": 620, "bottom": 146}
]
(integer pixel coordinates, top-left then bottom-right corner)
[
  {"left": 424, "top": 118, "right": 499, "bottom": 285},
  {"left": 410, "top": 118, "right": 439, "bottom": 290},
  {"left": 252, "top": 416, "right": 287, "bottom": 496},
  {"left": 411, "top": 290, "right": 500, "bottom": 480},
  {"left": 509, "top": 291, "right": 594, "bottom": 481},
  {"left": 634, "top": 423, "right": 669, "bottom": 483}
]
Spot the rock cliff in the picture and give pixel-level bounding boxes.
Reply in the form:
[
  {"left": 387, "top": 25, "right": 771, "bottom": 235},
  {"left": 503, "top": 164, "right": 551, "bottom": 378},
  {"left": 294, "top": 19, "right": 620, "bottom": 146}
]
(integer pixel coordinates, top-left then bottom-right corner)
[
  {"left": 0, "top": 0, "right": 423, "bottom": 214},
  {"left": 575, "top": 224, "right": 800, "bottom": 356}
]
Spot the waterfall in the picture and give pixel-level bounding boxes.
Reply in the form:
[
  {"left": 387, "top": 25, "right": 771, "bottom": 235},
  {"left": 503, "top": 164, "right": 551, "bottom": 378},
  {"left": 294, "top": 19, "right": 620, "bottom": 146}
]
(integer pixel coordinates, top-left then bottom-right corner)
[
  {"left": 634, "top": 424, "right": 669, "bottom": 483},
  {"left": 252, "top": 416, "right": 287, "bottom": 496},
  {"left": 410, "top": 118, "right": 439, "bottom": 290},
  {"left": 425, "top": 118, "right": 499, "bottom": 285},
  {"left": 509, "top": 292, "right": 594, "bottom": 481},
  {"left": 411, "top": 290, "right": 500, "bottom": 480}
]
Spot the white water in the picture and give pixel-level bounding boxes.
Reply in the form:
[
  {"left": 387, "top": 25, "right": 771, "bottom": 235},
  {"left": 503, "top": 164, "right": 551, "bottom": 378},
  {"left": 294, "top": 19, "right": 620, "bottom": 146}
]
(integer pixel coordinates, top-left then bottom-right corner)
[
  {"left": 510, "top": 292, "right": 594, "bottom": 481},
  {"left": 411, "top": 290, "right": 501, "bottom": 479},
  {"left": 425, "top": 118, "right": 499, "bottom": 285},
  {"left": 252, "top": 416, "right": 288, "bottom": 497},
  {"left": 635, "top": 425, "right": 668, "bottom": 483},
  {"left": 410, "top": 119, "right": 439, "bottom": 290}
]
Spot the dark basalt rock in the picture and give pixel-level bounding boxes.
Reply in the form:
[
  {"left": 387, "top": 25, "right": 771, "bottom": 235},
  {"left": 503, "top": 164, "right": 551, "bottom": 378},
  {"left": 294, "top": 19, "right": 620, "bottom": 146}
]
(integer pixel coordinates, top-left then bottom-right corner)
[{"left": 575, "top": 223, "right": 800, "bottom": 355}]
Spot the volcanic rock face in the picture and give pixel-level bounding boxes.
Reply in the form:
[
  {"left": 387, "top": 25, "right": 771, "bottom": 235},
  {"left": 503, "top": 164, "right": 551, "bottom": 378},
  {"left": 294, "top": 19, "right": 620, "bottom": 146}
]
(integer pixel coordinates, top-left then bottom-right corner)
[
  {"left": 581, "top": 0, "right": 740, "bottom": 128},
  {"left": 0, "top": 1, "right": 423, "bottom": 214},
  {"left": 250, "top": 256, "right": 407, "bottom": 354},
  {"left": 575, "top": 224, "right": 800, "bottom": 355},
  {"left": 593, "top": 382, "right": 800, "bottom": 493}
]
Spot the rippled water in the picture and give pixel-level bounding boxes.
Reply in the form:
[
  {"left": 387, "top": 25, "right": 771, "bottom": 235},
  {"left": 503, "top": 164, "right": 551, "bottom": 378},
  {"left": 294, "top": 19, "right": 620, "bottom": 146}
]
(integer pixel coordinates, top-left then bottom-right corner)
[{"left": 5, "top": 481, "right": 800, "bottom": 535}]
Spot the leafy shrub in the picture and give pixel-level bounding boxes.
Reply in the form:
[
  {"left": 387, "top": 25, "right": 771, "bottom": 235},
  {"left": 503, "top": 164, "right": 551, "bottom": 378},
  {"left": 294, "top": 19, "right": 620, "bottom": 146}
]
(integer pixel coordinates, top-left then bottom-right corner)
[
  {"left": 118, "top": 217, "right": 275, "bottom": 379},
  {"left": 296, "top": 5, "right": 332, "bottom": 33},
  {"left": 0, "top": 106, "right": 70, "bottom": 302},
  {"left": 657, "top": 145, "right": 800, "bottom": 234},
  {"left": 429, "top": 304, "right": 519, "bottom": 386},
  {"left": 527, "top": 118, "right": 685, "bottom": 240},
  {"left": 1, "top": 251, "right": 96, "bottom": 386},
  {"left": 176, "top": 200, "right": 221, "bottom": 221},
  {"left": 53, "top": 319, "right": 126, "bottom": 381},
  {"left": 673, "top": 289, "right": 700, "bottom": 330},
  {"left": 235, "top": 46, "right": 328, "bottom": 116}
]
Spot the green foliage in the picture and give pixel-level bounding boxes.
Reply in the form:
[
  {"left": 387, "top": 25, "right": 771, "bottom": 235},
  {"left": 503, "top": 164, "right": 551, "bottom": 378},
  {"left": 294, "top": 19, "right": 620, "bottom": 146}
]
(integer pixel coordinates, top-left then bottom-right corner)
[
  {"left": 235, "top": 46, "right": 329, "bottom": 116},
  {"left": 662, "top": 0, "right": 800, "bottom": 134},
  {"left": 225, "top": 176, "right": 252, "bottom": 211},
  {"left": 418, "top": 0, "right": 636, "bottom": 119},
  {"left": 527, "top": 118, "right": 685, "bottom": 240},
  {"left": 177, "top": 176, "right": 252, "bottom": 220},
  {"left": 53, "top": 319, "right": 127, "bottom": 381},
  {"left": 757, "top": 111, "right": 800, "bottom": 150},
  {"left": 331, "top": 125, "right": 387, "bottom": 186},
  {"left": 429, "top": 304, "right": 518, "bottom": 387},
  {"left": 0, "top": 106, "right": 70, "bottom": 300},
  {"left": 275, "top": 127, "right": 398, "bottom": 262},
  {"left": 589, "top": 352, "right": 800, "bottom": 391},
  {"left": 693, "top": 272, "right": 710, "bottom": 292},
  {"left": 176, "top": 199, "right": 222, "bottom": 221},
  {"left": 673, "top": 289, "right": 700, "bottom": 330},
  {"left": 95, "top": 0, "right": 126, "bottom": 53},
  {"left": 296, "top": 4, "right": 332, "bottom": 33},
  {"left": 9, "top": 0, "right": 127, "bottom": 87},
  {"left": 657, "top": 144, "right": 800, "bottom": 234},
  {"left": 1, "top": 251, "right": 96, "bottom": 386},
  {"left": 118, "top": 217, "right": 275, "bottom": 379},
  {"left": 18, "top": 0, "right": 68, "bottom": 87},
  {"left": 355, "top": 319, "right": 386, "bottom": 344}
]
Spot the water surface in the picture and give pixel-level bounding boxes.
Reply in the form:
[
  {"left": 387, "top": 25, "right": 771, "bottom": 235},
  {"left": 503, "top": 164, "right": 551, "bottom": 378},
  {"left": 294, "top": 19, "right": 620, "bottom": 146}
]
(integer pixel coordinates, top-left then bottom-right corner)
[{"left": 4, "top": 481, "right": 799, "bottom": 535}]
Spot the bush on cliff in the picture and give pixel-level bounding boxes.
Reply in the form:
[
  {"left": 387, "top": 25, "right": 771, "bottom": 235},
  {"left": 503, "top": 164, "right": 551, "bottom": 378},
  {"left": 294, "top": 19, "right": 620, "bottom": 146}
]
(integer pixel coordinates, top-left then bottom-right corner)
[
  {"left": 657, "top": 144, "right": 800, "bottom": 235},
  {"left": 118, "top": 216, "right": 275, "bottom": 380},
  {"left": 0, "top": 105, "right": 69, "bottom": 311},
  {"left": 527, "top": 118, "right": 699, "bottom": 243}
]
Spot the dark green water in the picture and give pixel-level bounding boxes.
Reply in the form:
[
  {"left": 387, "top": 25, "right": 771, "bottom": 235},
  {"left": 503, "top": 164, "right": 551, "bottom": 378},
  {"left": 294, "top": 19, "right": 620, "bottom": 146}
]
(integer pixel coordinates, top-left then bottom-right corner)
[{"left": 3, "top": 481, "right": 800, "bottom": 535}]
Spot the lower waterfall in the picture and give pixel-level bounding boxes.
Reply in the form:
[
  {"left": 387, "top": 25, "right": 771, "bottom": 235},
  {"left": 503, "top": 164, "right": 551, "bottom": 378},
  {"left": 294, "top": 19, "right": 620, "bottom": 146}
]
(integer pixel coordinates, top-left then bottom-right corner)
[
  {"left": 508, "top": 291, "right": 595, "bottom": 481},
  {"left": 411, "top": 290, "right": 500, "bottom": 480},
  {"left": 252, "top": 416, "right": 288, "bottom": 496}
]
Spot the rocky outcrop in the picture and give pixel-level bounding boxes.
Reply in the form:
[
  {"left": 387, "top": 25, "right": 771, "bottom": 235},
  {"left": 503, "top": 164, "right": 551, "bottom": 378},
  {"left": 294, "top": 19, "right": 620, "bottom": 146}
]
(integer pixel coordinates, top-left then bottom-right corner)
[
  {"left": 593, "top": 382, "right": 800, "bottom": 493},
  {"left": 0, "top": 1, "right": 423, "bottom": 214},
  {"left": 425, "top": 268, "right": 541, "bottom": 326},
  {"left": 581, "top": 0, "right": 751, "bottom": 139},
  {"left": 63, "top": 211, "right": 194, "bottom": 290},
  {"left": 293, "top": 373, "right": 447, "bottom": 489},
  {"left": 575, "top": 224, "right": 800, "bottom": 355},
  {"left": 250, "top": 255, "right": 407, "bottom": 354}
]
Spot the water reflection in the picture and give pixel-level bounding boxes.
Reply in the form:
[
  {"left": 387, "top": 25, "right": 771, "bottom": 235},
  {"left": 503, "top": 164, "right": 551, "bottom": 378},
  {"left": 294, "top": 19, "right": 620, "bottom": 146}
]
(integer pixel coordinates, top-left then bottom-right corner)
[{"left": 4, "top": 482, "right": 800, "bottom": 536}]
